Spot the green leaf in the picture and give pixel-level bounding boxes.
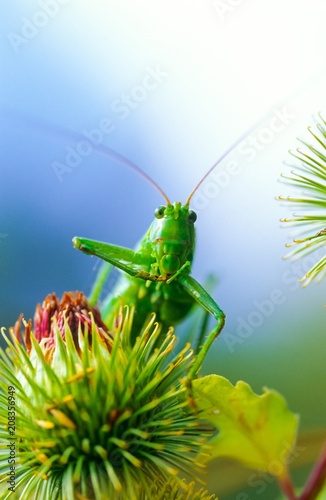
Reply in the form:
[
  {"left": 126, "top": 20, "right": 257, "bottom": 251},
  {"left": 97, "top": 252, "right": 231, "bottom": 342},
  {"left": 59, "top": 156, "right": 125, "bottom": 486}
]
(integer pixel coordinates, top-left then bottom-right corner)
[{"left": 194, "top": 375, "right": 299, "bottom": 478}]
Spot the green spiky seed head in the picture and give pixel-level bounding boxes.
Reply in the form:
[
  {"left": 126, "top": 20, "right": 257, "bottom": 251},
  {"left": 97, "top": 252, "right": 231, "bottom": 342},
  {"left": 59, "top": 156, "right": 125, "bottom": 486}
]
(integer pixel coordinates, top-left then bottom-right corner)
[
  {"left": 279, "top": 113, "right": 326, "bottom": 285},
  {"left": 0, "top": 292, "right": 212, "bottom": 500},
  {"left": 148, "top": 477, "right": 218, "bottom": 499}
]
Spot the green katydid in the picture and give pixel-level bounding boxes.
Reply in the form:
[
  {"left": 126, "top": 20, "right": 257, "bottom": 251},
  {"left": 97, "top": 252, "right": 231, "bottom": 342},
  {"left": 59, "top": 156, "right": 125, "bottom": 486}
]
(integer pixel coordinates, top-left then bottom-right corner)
[
  {"left": 16, "top": 105, "right": 286, "bottom": 377},
  {"left": 73, "top": 159, "right": 227, "bottom": 378},
  {"left": 16, "top": 105, "right": 281, "bottom": 376},
  {"left": 71, "top": 111, "right": 276, "bottom": 376}
]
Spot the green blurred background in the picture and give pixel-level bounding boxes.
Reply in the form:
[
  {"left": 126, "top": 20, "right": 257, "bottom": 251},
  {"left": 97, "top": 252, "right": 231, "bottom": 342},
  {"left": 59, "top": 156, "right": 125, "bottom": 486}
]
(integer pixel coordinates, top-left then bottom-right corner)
[{"left": 1, "top": 1, "right": 326, "bottom": 497}]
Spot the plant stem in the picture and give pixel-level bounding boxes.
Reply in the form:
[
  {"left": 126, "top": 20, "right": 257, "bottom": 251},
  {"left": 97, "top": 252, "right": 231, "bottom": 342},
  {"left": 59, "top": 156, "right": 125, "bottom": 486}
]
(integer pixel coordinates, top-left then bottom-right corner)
[
  {"left": 278, "top": 471, "right": 297, "bottom": 500},
  {"left": 299, "top": 441, "right": 326, "bottom": 500}
]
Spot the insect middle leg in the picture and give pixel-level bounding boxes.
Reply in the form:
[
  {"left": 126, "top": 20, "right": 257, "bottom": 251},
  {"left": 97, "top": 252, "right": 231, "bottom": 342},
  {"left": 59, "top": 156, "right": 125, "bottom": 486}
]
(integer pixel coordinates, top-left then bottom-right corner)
[{"left": 178, "top": 274, "right": 225, "bottom": 378}]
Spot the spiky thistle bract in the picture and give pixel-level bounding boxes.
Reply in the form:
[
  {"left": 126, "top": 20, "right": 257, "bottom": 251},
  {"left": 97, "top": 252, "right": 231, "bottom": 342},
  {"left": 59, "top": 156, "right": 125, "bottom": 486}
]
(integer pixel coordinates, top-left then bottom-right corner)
[
  {"left": 279, "top": 112, "right": 326, "bottom": 285},
  {"left": 147, "top": 478, "right": 217, "bottom": 500},
  {"left": 0, "top": 292, "right": 213, "bottom": 500}
]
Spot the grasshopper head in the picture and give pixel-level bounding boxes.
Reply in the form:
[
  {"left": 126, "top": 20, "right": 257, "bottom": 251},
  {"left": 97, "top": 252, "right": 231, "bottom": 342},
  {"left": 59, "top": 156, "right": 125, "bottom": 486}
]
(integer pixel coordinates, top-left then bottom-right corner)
[{"left": 149, "top": 202, "right": 196, "bottom": 279}]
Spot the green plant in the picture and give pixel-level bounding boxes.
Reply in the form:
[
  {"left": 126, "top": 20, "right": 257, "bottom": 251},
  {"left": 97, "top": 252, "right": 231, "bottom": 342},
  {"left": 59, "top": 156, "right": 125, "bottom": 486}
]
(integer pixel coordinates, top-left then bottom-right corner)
[
  {"left": 2, "top": 117, "right": 326, "bottom": 498},
  {"left": 279, "top": 113, "right": 326, "bottom": 285}
]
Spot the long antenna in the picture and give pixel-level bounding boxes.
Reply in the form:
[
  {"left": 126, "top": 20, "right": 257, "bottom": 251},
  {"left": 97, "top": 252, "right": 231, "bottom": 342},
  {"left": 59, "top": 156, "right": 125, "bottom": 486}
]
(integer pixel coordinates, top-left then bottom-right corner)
[
  {"left": 186, "top": 66, "right": 326, "bottom": 206},
  {"left": 4, "top": 64, "right": 326, "bottom": 208},
  {"left": 186, "top": 123, "right": 258, "bottom": 205},
  {"left": 3, "top": 109, "right": 171, "bottom": 206},
  {"left": 88, "top": 140, "right": 171, "bottom": 205}
]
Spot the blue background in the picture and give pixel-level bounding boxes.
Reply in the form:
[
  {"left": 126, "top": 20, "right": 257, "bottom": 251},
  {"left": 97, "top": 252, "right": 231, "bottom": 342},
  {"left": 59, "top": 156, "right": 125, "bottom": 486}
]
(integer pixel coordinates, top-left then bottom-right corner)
[{"left": 1, "top": 1, "right": 326, "bottom": 497}]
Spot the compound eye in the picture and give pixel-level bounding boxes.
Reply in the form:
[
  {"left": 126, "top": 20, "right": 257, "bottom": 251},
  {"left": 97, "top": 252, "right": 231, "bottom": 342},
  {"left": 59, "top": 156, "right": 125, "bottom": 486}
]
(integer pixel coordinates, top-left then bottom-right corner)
[
  {"left": 155, "top": 206, "right": 165, "bottom": 219},
  {"left": 188, "top": 210, "right": 197, "bottom": 223}
]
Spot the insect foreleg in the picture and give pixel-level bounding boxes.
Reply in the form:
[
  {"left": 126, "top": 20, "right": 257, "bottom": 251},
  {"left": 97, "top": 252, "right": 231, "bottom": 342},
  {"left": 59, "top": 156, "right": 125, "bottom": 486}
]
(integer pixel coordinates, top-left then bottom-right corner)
[
  {"left": 166, "top": 261, "right": 191, "bottom": 284},
  {"left": 178, "top": 274, "right": 225, "bottom": 378},
  {"left": 73, "top": 237, "right": 156, "bottom": 281}
]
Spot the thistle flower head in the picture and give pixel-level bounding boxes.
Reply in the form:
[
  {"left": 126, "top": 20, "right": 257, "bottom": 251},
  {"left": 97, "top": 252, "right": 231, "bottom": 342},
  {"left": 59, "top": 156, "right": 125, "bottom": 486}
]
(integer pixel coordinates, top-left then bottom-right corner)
[
  {"left": 279, "top": 113, "right": 326, "bottom": 285},
  {"left": 0, "top": 293, "right": 212, "bottom": 499},
  {"left": 148, "top": 478, "right": 217, "bottom": 500},
  {"left": 15, "top": 291, "right": 113, "bottom": 355}
]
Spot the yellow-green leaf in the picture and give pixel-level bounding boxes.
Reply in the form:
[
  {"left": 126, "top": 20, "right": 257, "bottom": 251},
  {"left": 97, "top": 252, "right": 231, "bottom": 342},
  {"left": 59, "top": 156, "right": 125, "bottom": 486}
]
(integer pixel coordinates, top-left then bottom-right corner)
[{"left": 194, "top": 375, "right": 299, "bottom": 478}]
